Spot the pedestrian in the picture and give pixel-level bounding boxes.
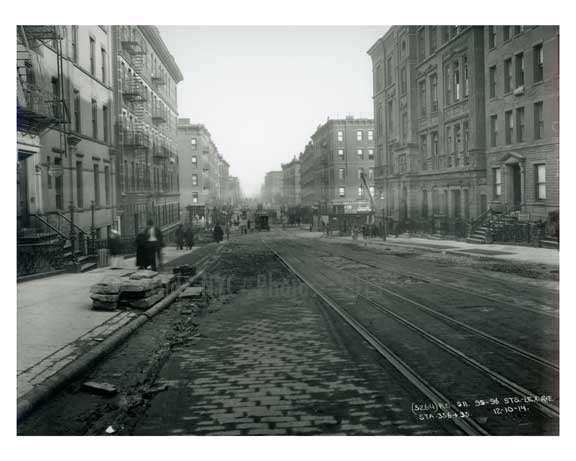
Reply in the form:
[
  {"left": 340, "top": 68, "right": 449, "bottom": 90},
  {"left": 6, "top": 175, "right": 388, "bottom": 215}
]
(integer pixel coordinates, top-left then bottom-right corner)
[
  {"left": 225, "top": 223, "right": 230, "bottom": 241},
  {"left": 247, "top": 220, "right": 251, "bottom": 232},
  {"left": 109, "top": 229, "right": 123, "bottom": 269},
  {"left": 175, "top": 223, "right": 184, "bottom": 250},
  {"left": 135, "top": 231, "right": 147, "bottom": 270},
  {"left": 184, "top": 226, "right": 194, "bottom": 250},
  {"left": 213, "top": 223, "right": 224, "bottom": 243},
  {"left": 144, "top": 219, "right": 164, "bottom": 271}
]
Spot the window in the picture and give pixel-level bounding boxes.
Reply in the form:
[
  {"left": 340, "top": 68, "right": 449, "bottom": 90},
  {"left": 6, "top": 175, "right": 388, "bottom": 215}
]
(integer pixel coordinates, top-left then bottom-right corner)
[
  {"left": 104, "top": 166, "right": 110, "bottom": 206},
  {"left": 76, "top": 161, "right": 83, "bottom": 208},
  {"left": 337, "top": 130, "right": 344, "bottom": 142},
  {"left": 515, "top": 52, "right": 524, "bottom": 87},
  {"left": 533, "top": 43, "right": 544, "bottom": 82},
  {"left": 535, "top": 164, "right": 546, "bottom": 200},
  {"left": 488, "top": 26, "right": 496, "bottom": 49},
  {"left": 358, "top": 186, "right": 363, "bottom": 197},
  {"left": 101, "top": 48, "right": 107, "bottom": 84},
  {"left": 463, "top": 120, "right": 469, "bottom": 152},
  {"left": 357, "top": 168, "right": 364, "bottom": 179},
  {"left": 376, "top": 64, "right": 383, "bottom": 90},
  {"left": 51, "top": 77, "right": 61, "bottom": 119},
  {"left": 490, "top": 114, "right": 498, "bottom": 147},
  {"left": 418, "top": 28, "right": 425, "bottom": 61},
  {"left": 357, "top": 149, "right": 364, "bottom": 158},
  {"left": 446, "top": 126, "right": 453, "bottom": 153},
  {"left": 503, "top": 26, "right": 511, "bottom": 41},
  {"left": 102, "top": 105, "right": 109, "bottom": 143},
  {"left": 338, "top": 187, "right": 345, "bottom": 197},
  {"left": 337, "top": 149, "right": 344, "bottom": 159},
  {"left": 192, "top": 192, "right": 199, "bottom": 204},
  {"left": 430, "top": 74, "right": 438, "bottom": 112},
  {"left": 93, "top": 164, "right": 100, "bottom": 207},
  {"left": 420, "top": 134, "right": 427, "bottom": 157},
  {"left": 71, "top": 26, "right": 78, "bottom": 62},
  {"left": 386, "top": 56, "right": 393, "bottom": 86},
  {"left": 400, "top": 66, "right": 407, "bottom": 94},
  {"left": 505, "top": 110, "right": 514, "bottom": 144},
  {"left": 430, "top": 26, "right": 437, "bottom": 54},
  {"left": 504, "top": 58, "right": 512, "bottom": 93},
  {"left": 89, "top": 37, "right": 95, "bottom": 75},
  {"left": 338, "top": 168, "right": 345, "bottom": 180},
  {"left": 192, "top": 174, "right": 198, "bottom": 186},
  {"left": 401, "top": 112, "right": 408, "bottom": 141},
  {"left": 534, "top": 101, "right": 544, "bottom": 139},
  {"left": 376, "top": 103, "right": 383, "bottom": 135},
  {"left": 463, "top": 56, "right": 469, "bottom": 97},
  {"left": 514, "top": 25, "right": 523, "bottom": 36},
  {"left": 91, "top": 99, "right": 98, "bottom": 139},
  {"left": 453, "top": 60, "right": 460, "bottom": 100},
  {"left": 387, "top": 100, "right": 394, "bottom": 136},
  {"left": 356, "top": 130, "right": 363, "bottom": 141},
  {"left": 493, "top": 168, "right": 502, "bottom": 197},
  {"left": 368, "top": 148, "right": 374, "bottom": 160},
  {"left": 191, "top": 155, "right": 197, "bottom": 166},
  {"left": 454, "top": 124, "right": 461, "bottom": 152},
  {"left": 368, "top": 167, "right": 374, "bottom": 179},
  {"left": 419, "top": 80, "right": 427, "bottom": 116},
  {"left": 445, "top": 64, "right": 452, "bottom": 104},
  {"left": 368, "top": 130, "right": 374, "bottom": 141},
  {"left": 489, "top": 65, "right": 497, "bottom": 98},
  {"left": 431, "top": 131, "right": 438, "bottom": 156},
  {"left": 46, "top": 156, "right": 52, "bottom": 189},
  {"left": 516, "top": 107, "right": 525, "bottom": 142},
  {"left": 73, "top": 90, "right": 81, "bottom": 133}
]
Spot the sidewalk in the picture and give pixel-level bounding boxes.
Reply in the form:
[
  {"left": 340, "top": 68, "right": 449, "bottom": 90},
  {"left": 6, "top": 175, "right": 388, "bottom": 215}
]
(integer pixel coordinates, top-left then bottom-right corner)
[
  {"left": 17, "top": 246, "right": 197, "bottom": 402},
  {"left": 285, "top": 229, "right": 559, "bottom": 267}
]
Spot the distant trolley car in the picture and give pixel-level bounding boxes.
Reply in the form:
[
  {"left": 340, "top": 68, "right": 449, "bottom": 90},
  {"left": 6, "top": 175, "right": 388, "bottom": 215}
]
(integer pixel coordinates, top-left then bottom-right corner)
[{"left": 255, "top": 213, "right": 270, "bottom": 231}]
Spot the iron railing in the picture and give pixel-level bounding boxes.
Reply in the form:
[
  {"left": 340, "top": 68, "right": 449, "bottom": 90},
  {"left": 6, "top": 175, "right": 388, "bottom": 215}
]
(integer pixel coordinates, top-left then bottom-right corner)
[{"left": 18, "top": 240, "right": 66, "bottom": 277}]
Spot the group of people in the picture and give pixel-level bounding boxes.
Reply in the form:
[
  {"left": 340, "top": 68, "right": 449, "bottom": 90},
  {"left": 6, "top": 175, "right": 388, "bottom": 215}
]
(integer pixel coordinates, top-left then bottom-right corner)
[{"left": 175, "top": 224, "right": 196, "bottom": 251}]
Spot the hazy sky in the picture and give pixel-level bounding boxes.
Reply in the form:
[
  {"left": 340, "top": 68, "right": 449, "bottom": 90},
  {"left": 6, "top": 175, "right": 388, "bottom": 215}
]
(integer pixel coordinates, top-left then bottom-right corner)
[{"left": 157, "top": 26, "right": 388, "bottom": 197}]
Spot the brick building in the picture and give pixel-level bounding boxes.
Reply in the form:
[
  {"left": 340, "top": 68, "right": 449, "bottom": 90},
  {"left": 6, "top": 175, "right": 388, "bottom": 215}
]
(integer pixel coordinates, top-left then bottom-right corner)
[
  {"left": 17, "top": 26, "right": 117, "bottom": 240},
  {"left": 368, "top": 26, "right": 487, "bottom": 228},
  {"left": 281, "top": 156, "right": 301, "bottom": 207},
  {"left": 113, "top": 26, "right": 183, "bottom": 239},
  {"left": 177, "top": 120, "right": 227, "bottom": 224},
  {"left": 300, "top": 117, "right": 375, "bottom": 215},
  {"left": 368, "top": 25, "right": 559, "bottom": 234},
  {"left": 484, "top": 26, "right": 559, "bottom": 220}
]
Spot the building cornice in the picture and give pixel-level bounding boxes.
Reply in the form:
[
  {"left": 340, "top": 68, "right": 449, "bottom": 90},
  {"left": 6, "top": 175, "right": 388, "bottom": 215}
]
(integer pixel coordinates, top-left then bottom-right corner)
[{"left": 139, "top": 26, "right": 184, "bottom": 83}]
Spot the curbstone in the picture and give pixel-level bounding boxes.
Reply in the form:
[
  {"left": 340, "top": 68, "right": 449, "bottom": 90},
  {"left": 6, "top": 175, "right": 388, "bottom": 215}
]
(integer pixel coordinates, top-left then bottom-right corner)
[{"left": 17, "top": 266, "right": 211, "bottom": 423}]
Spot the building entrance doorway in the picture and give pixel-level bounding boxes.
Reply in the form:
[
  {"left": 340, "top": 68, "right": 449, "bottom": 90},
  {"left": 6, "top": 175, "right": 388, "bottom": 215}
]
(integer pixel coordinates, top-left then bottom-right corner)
[
  {"left": 509, "top": 164, "right": 522, "bottom": 210},
  {"left": 17, "top": 157, "right": 29, "bottom": 231}
]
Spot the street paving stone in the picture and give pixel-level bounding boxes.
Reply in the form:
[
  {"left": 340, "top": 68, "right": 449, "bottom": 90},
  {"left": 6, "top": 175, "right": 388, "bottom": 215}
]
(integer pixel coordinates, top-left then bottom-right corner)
[{"left": 132, "top": 273, "right": 452, "bottom": 436}]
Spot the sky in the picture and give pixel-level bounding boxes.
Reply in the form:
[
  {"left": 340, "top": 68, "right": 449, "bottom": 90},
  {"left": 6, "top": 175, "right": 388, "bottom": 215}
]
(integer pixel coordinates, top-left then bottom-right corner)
[{"left": 157, "top": 26, "right": 389, "bottom": 197}]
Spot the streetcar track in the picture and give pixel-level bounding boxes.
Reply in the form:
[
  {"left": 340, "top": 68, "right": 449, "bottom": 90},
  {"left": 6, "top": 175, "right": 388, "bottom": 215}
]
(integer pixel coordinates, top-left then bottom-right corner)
[
  {"left": 260, "top": 238, "right": 489, "bottom": 436},
  {"left": 262, "top": 235, "right": 559, "bottom": 434}
]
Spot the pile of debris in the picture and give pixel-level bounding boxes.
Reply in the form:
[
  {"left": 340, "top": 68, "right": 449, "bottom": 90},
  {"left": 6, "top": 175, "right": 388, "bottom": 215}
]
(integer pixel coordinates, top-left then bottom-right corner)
[{"left": 90, "top": 270, "right": 178, "bottom": 311}]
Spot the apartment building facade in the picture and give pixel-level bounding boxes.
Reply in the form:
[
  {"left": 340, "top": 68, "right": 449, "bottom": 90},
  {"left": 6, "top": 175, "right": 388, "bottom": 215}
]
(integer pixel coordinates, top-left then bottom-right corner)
[
  {"left": 368, "top": 26, "right": 487, "bottom": 225},
  {"left": 484, "top": 26, "right": 559, "bottom": 220},
  {"left": 113, "top": 26, "right": 183, "bottom": 238},
  {"left": 368, "top": 25, "right": 559, "bottom": 228},
  {"left": 281, "top": 156, "right": 301, "bottom": 207},
  {"left": 177, "top": 120, "right": 225, "bottom": 223},
  {"left": 262, "top": 171, "right": 284, "bottom": 209},
  {"left": 17, "top": 26, "right": 117, "bottom": 239}
]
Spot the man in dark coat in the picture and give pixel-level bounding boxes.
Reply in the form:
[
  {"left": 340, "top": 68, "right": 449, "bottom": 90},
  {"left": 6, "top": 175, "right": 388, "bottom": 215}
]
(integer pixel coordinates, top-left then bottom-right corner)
[
  {"left": 175, "top": 224, "right": 184, "bottom": 250},
  {"left": 135, "top": 231, "right": 147, "bottom": 270},
  {"left": 184, "top": 226, "right": 194, "bottom": 250},
  {"left": 144, "top": 219, "right": 164, "bottom": 271},
  {"left": 213, "top": 223, "right": 224, "bottom": 243}
]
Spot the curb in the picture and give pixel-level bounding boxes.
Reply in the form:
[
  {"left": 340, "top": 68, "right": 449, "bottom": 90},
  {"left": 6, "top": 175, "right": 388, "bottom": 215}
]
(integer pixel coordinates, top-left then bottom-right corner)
[
  {"left": 327, "top": 236, "right": 559, "bottom": 267},
  {"left": 16, "top": 269, "right": 207, "bottom": 423}
]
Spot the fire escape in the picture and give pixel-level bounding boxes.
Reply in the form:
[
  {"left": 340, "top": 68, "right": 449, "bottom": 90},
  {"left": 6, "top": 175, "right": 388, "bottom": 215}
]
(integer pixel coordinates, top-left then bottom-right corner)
[{"left": 17, "top": 26, "right": 75, "bottom": 278}]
